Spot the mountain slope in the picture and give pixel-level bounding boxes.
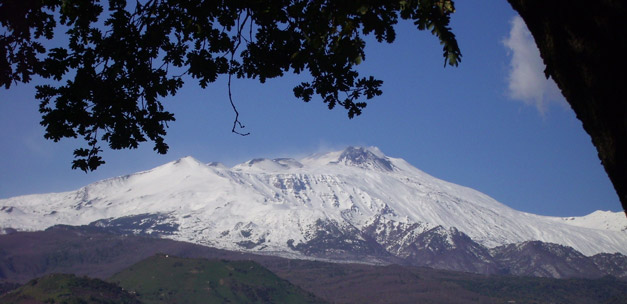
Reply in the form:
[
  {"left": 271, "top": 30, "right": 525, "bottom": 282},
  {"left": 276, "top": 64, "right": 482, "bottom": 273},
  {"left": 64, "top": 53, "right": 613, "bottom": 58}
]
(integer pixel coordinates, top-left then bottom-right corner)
[
  {"left": 551, "top": 210, "right": 627, "bottom": 231},
  {"left": 490, "top": 241, "right": 606, "bottom": 278},
  {"left": 1, "top": 146, "right": 625, "bottom": 261}
]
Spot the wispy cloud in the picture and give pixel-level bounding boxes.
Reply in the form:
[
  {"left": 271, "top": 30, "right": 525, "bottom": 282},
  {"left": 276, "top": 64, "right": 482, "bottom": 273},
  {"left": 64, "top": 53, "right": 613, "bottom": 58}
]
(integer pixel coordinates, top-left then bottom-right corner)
[{"left": 503, "top": 16, "right": 565, "bottom": 114}]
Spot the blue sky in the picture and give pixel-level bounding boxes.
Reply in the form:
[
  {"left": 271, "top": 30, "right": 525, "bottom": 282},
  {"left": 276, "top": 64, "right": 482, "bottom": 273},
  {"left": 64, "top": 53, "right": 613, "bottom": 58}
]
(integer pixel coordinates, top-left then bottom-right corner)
[{"left": 0, "top": 1, "right": 621, "bottom": 217}]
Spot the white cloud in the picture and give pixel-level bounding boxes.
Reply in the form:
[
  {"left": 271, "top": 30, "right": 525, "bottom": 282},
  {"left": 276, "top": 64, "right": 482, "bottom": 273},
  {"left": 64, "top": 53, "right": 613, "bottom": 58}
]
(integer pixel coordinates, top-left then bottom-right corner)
[{"left": 503, "top": 16, "right": 565, "bottom": 114}]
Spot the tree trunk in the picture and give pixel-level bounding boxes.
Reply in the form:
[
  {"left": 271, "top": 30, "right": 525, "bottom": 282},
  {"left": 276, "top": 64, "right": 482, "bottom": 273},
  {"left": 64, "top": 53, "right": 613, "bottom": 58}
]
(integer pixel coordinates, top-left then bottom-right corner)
[{"left": 506, "top": 0, "right": 627, "bottom": 216}]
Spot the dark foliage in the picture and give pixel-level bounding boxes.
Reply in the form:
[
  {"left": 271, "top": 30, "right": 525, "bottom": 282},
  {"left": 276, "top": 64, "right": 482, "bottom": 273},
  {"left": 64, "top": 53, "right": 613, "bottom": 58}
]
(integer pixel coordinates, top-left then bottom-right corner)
[
  {"left": 448, "top": 275, "right": 627, "bottom": 304},
  {"left": 0, "top": 273, "right": 141, "bottom": 304},
  {"left": 0, "top": 282, "right": 20, "bottom": 296},
  {"left": 1, "top": 0, "right": 460, "bottom": 171}
]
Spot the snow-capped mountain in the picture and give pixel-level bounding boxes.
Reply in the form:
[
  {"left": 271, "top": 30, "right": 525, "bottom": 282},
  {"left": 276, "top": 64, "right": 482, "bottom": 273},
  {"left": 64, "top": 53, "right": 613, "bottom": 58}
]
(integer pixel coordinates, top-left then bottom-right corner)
[{"left": 1, "top": 147, "right": 626, "bottom": 271}]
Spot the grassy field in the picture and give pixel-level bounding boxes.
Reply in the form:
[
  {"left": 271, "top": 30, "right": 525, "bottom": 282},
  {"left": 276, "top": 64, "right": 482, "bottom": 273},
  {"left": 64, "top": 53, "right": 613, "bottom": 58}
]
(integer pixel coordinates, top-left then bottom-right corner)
[{"left": 109, "top": 254, "right": 324, "bottom": 304}]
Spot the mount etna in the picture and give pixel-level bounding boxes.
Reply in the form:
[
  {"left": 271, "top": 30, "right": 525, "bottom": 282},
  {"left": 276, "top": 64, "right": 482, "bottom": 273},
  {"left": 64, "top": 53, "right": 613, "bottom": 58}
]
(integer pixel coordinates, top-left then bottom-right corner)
[{"left": 1, "top": 146, "right": 625, "bottom": 278}]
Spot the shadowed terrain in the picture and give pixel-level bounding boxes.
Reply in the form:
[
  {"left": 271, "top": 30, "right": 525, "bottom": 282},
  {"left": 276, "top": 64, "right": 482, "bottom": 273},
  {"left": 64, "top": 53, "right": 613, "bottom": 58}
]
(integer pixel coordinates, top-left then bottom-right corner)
[{"left": 1, "top": 226, "right": 626, "bottom": 303}]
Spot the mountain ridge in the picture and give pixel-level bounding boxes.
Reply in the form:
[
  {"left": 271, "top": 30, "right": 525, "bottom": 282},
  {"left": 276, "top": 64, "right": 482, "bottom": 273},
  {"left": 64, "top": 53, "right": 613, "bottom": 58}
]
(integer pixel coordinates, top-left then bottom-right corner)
[{"left": 1, "top": 146, "right": 625, "bottom": 267}]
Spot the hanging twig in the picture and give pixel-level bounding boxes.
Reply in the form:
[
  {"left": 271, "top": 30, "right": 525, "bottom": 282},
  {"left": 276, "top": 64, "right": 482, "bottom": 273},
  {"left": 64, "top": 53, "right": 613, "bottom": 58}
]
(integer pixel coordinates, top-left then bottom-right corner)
[
  {"left": 228, "top": 70, "right": 249, "bottom": 136},
  {"left": 227, "top": 9, "right": 251, "bottom": 136}
]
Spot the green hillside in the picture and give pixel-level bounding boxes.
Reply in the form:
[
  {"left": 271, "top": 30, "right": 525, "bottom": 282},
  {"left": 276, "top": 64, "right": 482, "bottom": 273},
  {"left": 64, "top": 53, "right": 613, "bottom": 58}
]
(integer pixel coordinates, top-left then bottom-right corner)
[
  {"left": 109, "top": 254, "right": 325, "bottom": 304},
  {"left": 0, "top": 273, "right": 140, "bottom": 304}
]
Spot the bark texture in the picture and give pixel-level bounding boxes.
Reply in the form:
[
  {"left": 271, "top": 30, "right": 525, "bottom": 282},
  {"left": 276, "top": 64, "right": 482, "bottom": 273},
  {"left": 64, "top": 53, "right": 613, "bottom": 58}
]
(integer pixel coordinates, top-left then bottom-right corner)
[{"left": 507, "top": 0, "right": 627, "bottom": 215}]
